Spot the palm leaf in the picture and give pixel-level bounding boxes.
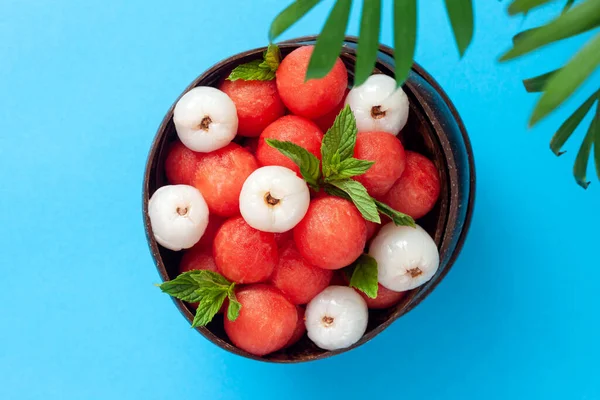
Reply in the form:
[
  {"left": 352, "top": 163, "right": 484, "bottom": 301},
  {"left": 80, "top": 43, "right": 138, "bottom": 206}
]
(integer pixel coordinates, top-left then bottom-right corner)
[
  {"left": 306, "top": 0, "right": 352, "bottom": 80},
  {"left": 269, "top": 0, "right": 322, "bottom": 41},
  {"left": 523, "top": 69, "right": 560, "bottom": 92},
  {"left": 508, "top": 0, "right": 554, "bottom": 16},
  {"left": 355, "top": 0, "right": 382, "bottom": 86},
  {"left": 530, "top": 33, "right": 600, "bottom": 126},
  {"left": 550, "top": 92, "right": 598, "bottom": 156},
  {"left": 573, "top": 119, "right": 596, "bottom": 188},
  {"left": 444, "top": 0, "right": 474, "bottom": 57},
  {"left": 501, "top": 1, "right": 600, "bottom": 61},
  {"left": 393, "top": 0, "right": 418, "bottom": 86}
]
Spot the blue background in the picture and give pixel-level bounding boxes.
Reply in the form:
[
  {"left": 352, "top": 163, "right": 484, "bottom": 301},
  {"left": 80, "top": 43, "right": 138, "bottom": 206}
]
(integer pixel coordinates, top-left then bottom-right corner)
[{"left": 1, "top": 1, "right": 599, "bottom": 399}]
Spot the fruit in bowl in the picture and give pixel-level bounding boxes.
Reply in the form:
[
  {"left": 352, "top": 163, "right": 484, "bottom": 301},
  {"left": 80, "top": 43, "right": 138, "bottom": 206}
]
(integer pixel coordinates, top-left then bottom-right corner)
[{"left": 143, "top": 36, "right": 475, "bottom": 362}]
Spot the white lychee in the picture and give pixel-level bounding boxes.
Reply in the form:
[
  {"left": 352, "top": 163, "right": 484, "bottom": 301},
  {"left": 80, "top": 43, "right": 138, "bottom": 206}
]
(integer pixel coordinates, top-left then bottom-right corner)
[
  {"left": 173, "top": 86, "right": 238, "bottom": 153},
  {"left": 305, "top": 286, "right": 368, "bottom": 351},
  {"left": 369, "top": 223, "right": 439, "bottom": 292},
  {"left": 148, "top": 184, "right": 209, "bottom": 251},
  {"left": 239, "top": 166, "right": 310, "bottom": 233},
  {"left": 345, "top": 74, "right": 409, "bottom": 135}
]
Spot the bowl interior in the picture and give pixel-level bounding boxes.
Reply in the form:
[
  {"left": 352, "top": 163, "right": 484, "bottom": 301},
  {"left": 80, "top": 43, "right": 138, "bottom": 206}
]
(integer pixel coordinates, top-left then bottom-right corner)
[{"left": 144, "top": 42, "right": 462, "bottom": 362}]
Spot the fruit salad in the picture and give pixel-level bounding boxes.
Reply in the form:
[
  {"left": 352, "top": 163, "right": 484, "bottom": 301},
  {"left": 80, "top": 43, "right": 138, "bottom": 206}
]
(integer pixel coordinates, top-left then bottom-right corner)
[{"left": 150, "top": 44, "right": 442, "bottom": 357}]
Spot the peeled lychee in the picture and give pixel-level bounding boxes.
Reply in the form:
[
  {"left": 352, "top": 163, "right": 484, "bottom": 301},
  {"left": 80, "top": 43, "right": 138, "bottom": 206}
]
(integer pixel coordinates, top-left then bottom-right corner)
[
  {"left": 276, "top": 46, "right": 348, "bottom": 118},
  {"left": 219, "top": 79, "right": 285, "bottom": 137},
  {"left": 353, "top": 131, "right": 406, "bottom": 197},
  {"left": 305, "top": 286, "right": 368, "bottom": 351},
  {"left": 293, "top": 196, "right": 367, "bottom": 270},
  {"left": 193, "top": 143, "right": 258, "bottom": 217},
  {"left": 345, "top": 74, "right": 409, "bottom": 135},
  {"left": 380, "top": 151, "right": 440, "bottom": 219},
  {"left": 269, "top": 241, "right": 333, "bottom": 305},
  {"left": 224, "top": 284, "right": 297, "bottom": 356},
  {"left": 213, "top": 216, "right": 278, "bottom": 284},
  {"left": 148, "top": 185, "right": 209, "bottom": 251},
  {"left": 239, "top": 166, "right": 310, "bottom": 233},
  {"left": 173, "top": 86, "right": 238, "bottom": 152},
  {"left": 369, "top": 223, "right": 439, "bottom": 292},
  {"left": 164, "top": 141, "right": 199, "bottom": 185},
  {"left": 256, "top": 115, "right": 323, "bottom": 176}
]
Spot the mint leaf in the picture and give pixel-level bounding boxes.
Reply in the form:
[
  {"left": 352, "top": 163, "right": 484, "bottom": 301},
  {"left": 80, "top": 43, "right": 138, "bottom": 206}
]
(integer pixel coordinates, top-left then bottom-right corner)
[
  {"left": 265, "top": 139, "right": 322, "bottom": 187},
  {"left": 227, "top": 289, "right": 242, "bottom": 322},
  {"left": 158, "top": 270, "right": 241, "bottom": 327},
  {"left": 227, "top": 60, "right": 275, "bottom": 81},
  {"left": 329, "top": 179, "right": 380, "bottom": 223},
  {"left": 347, "top": 254, "right": 379, "bottom": 299},
  {"left": 325, "top": 157, "right": 374, "bottom": 181},
  {"left": 192, "top": 291, "right": 228, "bottom": 328},
  {"left": 158, "top": 271, "right": 205, "bottom": 303},
  {"left": 227, "top": 44, "right": 281, "bottom": 82},
  {"left": 374, "top": 199, "right": 416, "bottom": 228},
  {"left": 260, "top": 44, "right": 281, "bottom": 71},
  {"left": 321, "top": 105, "right": 358, "bottom": 177}
]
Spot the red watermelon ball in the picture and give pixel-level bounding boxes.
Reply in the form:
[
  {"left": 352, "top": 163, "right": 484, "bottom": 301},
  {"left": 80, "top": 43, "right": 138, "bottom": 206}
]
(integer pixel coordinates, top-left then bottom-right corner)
[
  {"left": 164, "top": 141, "right": 199, "bottom": 185},
  {"left": 312, "top": 88, "right": 350, "bottom": 132},
  {"left": 195, "top": 214, "right": 224, "bottom": 249},
  {"left": 354, "top": 131, "right": 406, "bottom": 198},
  {"left": 256, "top": 115, "right": 323, "bottom": 176},
  {"left": 269, "top": 241, "right": 333, "bottom": 305},
  {"left": 359, "top": 284, "right": 407, "bottom": 309},
  {"left": 276, "top": 46, "right": 348, "bottom": 119},
  {"left": 219, "top": 79, "right": 285, "bottom": 137},
  {"left": 192, "top": 143, "right": 258, "bottom": 217},
  {"left": 293, "top": 196, "right": 367, "bottom": 270},
  {"left": 213, "top": 216, "right": 278, "bottom": 284},
  {"left": 284, "top": 306, "right": 307, "bottom": 348},
  {"left": 380, "top": 151, "right": 441, "bottom": 219},
  {"left": 224, "top": 284, "right": 297, "bottom": 356}
]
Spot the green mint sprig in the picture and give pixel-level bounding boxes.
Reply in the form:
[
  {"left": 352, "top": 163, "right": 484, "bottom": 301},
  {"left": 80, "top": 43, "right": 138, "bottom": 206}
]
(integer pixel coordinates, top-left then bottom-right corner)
[
  {"left": 227, "top": 44, "right": 281, "bottom": 81},
  {"left": 344, "top": 254, "right": 379, "bottom": 299},
  {"left": 266, "top": 105, "right": 415, "bottom": 227},
  {"left": 158, "top": 270, "right": 241, "bottom": 328}
]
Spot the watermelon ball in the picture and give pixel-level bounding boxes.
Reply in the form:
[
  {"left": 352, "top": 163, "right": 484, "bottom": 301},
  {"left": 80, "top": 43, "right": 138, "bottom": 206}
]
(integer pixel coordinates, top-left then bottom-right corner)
[
  {"left": 242, "top": 136, "right": 260, "bottom": 154},
  {"left": 339, "top": 273, "right": 406, "bottom": 309},
  {"left": 195, "top": 214, "right": 224, "bottom": 249},
  {"left": 276, "top": 46, "right": 348, "bottom": 119},
  {"left": 359, "top": 284, "right": 407, "bottom": 309},
  {"left": 180, "top": 243, "right": 218, "bottom": 274},
  {"left": 213, "top": 216, "right": 278, "bottom": 283},
  {"left": 380, "top": 151, "right": 441, "bottom": 219},
  {"left": 284, "top": 306, "right": 306, "bottom": 348},
  {"left": 219, "top": 79, "right": 286, "bottom": 137},
  {"left": 269, "top": 241, "right": 333, "bottom": 305},
  {"left": 164, "top": 141, "right": 199, "bottom": 185},
  {"left": 256, "top": 115, "right": 323, "bottom": 176},
  {"left": 224, "top": 284, "right": 297, "bottom": 356},
  {"left": 293, "top": 196, "right": 367, "bottom": 270},
  {"left": 274, "top": 230, "right": 293, "bottom": 247},
  {"left": 313, "top": 88, "right": 350, "bottom": 133},
  {"left": 193, "top": 143, "right": 258, "bottom": 217},
  {"left": 365, "top": 220, "right": 381, "bottom": 241},
  {"left": 354, "top": 131, "right": 406, "bottom": 198}
]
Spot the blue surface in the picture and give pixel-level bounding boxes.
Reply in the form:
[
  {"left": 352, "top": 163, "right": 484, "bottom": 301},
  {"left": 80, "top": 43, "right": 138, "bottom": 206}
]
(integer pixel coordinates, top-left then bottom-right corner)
[{"left": 1, "top": 1, "right": 599, "bottom": 399}]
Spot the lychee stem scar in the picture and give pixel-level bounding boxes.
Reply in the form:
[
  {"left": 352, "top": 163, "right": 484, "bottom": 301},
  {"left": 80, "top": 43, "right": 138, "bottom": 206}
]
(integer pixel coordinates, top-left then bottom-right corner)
[
  {"left": 199, "top": 116, "right": 212, "bottom": 131},
  {"left": 264, "top": 192, "right": 281, "bottom": 206},
  {"left": 322, "top": 316, "right": 334, "bottom": 327},
  {"left": 371, "top": 105, "right": 386, "bottom": 119},
  {"left": 407, "top": 267, "right": 423, "bottom": 278},
  {"left": 176, "top": 206, "right": 189, "bottom": 216}
]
